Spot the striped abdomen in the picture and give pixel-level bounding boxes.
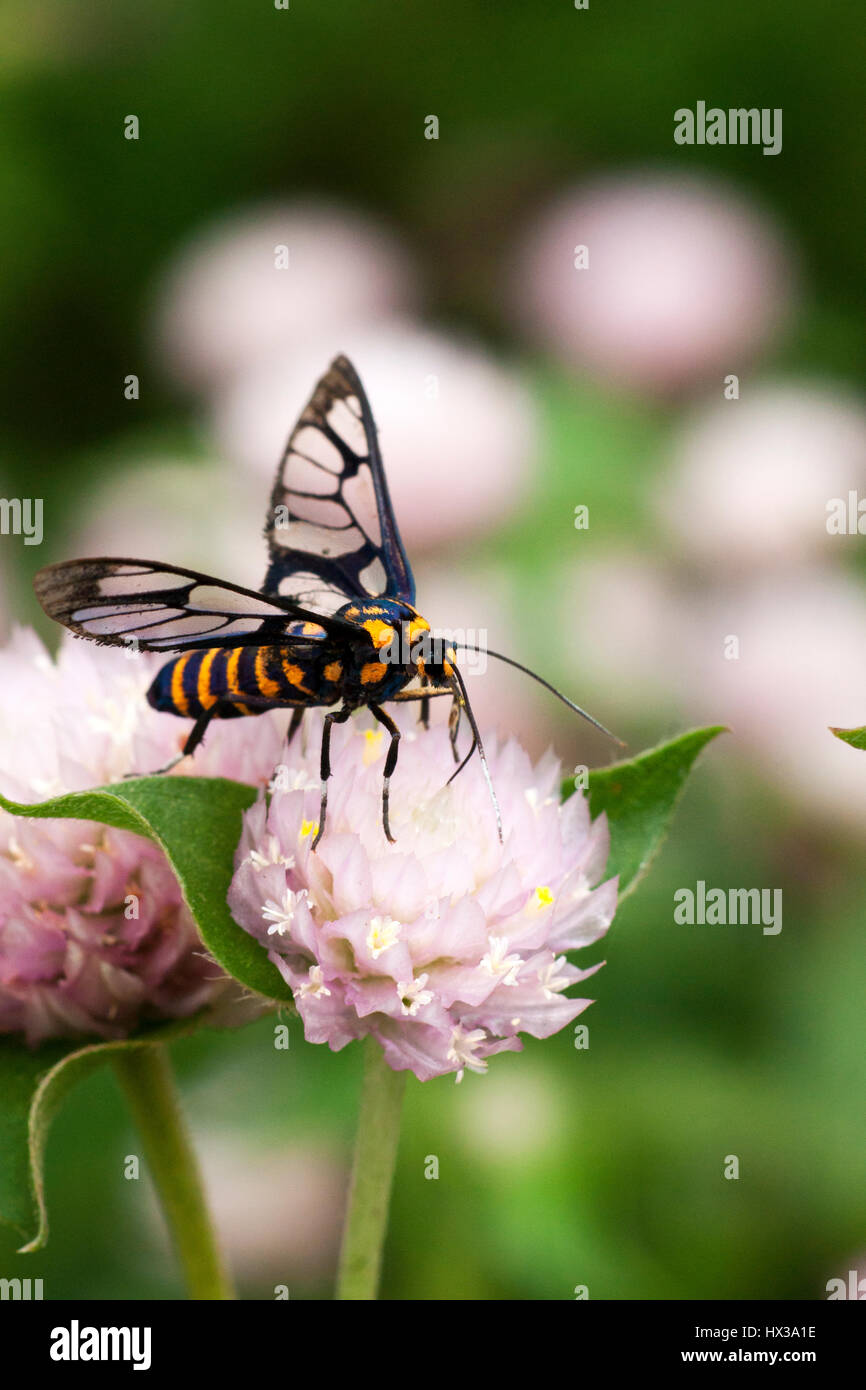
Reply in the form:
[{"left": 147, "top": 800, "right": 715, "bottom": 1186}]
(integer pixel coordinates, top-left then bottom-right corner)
[{"left": 147, "top": 644, "right": 342, "bottom": 720}]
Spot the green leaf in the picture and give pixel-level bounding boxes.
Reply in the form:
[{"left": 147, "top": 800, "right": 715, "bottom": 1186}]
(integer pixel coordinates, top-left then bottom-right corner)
[
  {"left": 565, "top": 727, "right": 726, "bottom": 899},
  {"left": 0, "top": 777, "right": 291, "bottom": 1002},
  {"left": 0, "top": 776, "right": 291, "bottom": 1253},
  {"left": 830, "top": 725, "right": 866, "bottom": 751},
  {"left": 0, "top": 1021, "right": 198, "bottom": 1252}
]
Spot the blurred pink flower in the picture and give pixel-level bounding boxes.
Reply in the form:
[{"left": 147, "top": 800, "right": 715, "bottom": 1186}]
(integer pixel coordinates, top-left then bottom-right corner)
[
  {"left": 558, "top": 549, "right": 866, "bottom": 829},
  {"left": 555, "top": 550, "right": 685, "bottom": 721},
  {"left": 195, "top": 1135, "right": 346, "bottom": 1283},
  {"left": 212, "top": 321, "right": 536, "bottom": 551},
  {"left": 0, "top": 629, "right": 289, "bottom": 1044},
  {"left": 228, "top": 710, "right": 616, "bottom": 1081},
  {"left": 70, "top": 455, "right": 266, "bottom": 592},
  {"left": 680, "top": 569, "right": 866, "bottom": 827},
  {"left": 510, "top": 171, "right": 795, "bottom": 395},
  {"left": 655, "top": 383, "right": 866, "bottom": 571},
  {"left": 151, "top": 201, "right": 418, "bottom": 392}
]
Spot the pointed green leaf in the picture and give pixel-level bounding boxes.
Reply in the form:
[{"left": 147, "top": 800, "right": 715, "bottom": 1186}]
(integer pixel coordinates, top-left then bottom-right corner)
[
  {"left": 0, "top": 777, "right": 290, "bottom": 1002},
  {"left": 564, "top": 726, "right": 726, "bottom": 899},
  {"left": 830, "top": 725, "right": 866, "bottom": 751}
]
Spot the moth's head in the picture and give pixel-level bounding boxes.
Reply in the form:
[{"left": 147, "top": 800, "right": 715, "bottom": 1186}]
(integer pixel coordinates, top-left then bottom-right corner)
[{"left": 415, "top": 637, "right": 458, "bottom": 688}]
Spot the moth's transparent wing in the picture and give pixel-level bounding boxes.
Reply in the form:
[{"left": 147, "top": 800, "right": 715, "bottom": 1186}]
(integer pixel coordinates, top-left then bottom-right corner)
[
  {"left": 263, "top": 355, "right": 415, "bottom": 614},
  {"left": 33, "top": 557, "right": 349, "bottom": 654}
]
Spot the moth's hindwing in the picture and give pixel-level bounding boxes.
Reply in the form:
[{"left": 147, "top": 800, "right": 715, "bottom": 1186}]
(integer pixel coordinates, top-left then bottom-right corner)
[{"left": 263, "top": 354, "right": 416, "bottom": 615}]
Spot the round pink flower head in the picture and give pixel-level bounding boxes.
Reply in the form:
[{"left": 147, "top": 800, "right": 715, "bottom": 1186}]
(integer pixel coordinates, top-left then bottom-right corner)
[
  {"left": 0, "top": 629, "right": 287, "bottom": 1045},
  {"left": 511, "top": 171, "right": 795, "bottom": 396},
  {"left": 655, "top": 382, "right": 866, "bottom": 573},
  {"left": 151, "top": 200, "right": 418, "bottom": 393},
  {"left": 228, "top": 710, "right": 617, "bottom": 1081},
  {"left": 70, "top": 455, "right": 266, "bottom": 592}
]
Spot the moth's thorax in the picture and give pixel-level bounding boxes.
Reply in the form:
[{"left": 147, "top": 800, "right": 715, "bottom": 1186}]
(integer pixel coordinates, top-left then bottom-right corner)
[
  {"left": 337, "top": 598, "right": 429, "bottom": 652},
  {"left": 334, "top": 598, "right": 458, "bottom": 696},
  {"left": 333, "top": 597, "right": 435, "bottom": 696}
]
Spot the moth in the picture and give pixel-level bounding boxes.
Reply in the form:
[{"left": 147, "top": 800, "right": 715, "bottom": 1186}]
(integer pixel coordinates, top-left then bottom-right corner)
[{"left": 35, "top": 356, "right": 615, "bottom": 846}]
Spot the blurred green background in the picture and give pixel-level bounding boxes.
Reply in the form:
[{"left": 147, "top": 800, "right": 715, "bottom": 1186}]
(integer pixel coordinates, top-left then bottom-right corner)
[{"left": 0, "top": 0, "right": 864, "bottom": 1300}]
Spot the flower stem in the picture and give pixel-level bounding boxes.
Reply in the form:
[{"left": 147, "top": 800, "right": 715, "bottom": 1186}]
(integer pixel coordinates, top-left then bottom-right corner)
[
  {"left": 111, "top": 1044, "right": 234, "bottom": 1300},
  {"left": 336, "top": 1036, "right": 407, "bottom": 1300}
]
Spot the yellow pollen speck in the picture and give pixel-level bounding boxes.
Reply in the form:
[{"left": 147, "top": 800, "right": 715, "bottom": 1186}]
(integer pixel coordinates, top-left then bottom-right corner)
[
  {"left": 300, "top": 818, "right": 319, "bottom": 840},
  {"left": 534, "top": 886, "right": 554, "bottom": 909},
  {"left": 363, "top": 729, "right": 384, "bottom": 764}
]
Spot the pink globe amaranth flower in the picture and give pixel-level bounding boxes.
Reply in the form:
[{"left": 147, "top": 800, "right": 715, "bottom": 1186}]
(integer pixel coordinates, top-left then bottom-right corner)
[
  {"left": 554, "top": 550, "right": 686, "bottom": 723},
  {"left": 195, "top": 1135, "right": 346, "bottom": 1281},
  {"left": 151, "top": 201, "right": 418, "bottom": 393},
  {"left": 0, "top": 629, "right": 291, "bottom": 1045},
  {"left": 678, "top": 568, "right": 866, "bottom": 830},
  {"left": 228, "top": 709, "right": 617, "bottom": 1081},
  {"left": 510, "top": 171, "right": 795, "bottom": 396},
  {"left": 70, "top": 455, "right": 266, "bottom": 593},
  {"left": 655, "top": 382, "right": 866, "bottom": 572}
]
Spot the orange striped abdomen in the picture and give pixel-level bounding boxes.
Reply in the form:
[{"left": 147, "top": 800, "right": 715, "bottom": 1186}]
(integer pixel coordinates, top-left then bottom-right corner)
[{"left": 147, "top": 644, "right": 344, "bottom": 720}]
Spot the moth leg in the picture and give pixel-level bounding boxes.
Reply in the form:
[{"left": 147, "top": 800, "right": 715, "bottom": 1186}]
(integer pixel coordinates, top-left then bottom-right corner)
[
  {"left": 181, "top": 707, "right": 220, "bottom": 759},
  {"left": 448, "top": 696, "right": 462, "bottom": 764},
  {"left": 132, "top": 694, "right": 288, "bottom": 778},
  {"left": 419, "top": 694, "right": 431, "bottom": 730},
  {"left": 312, "top": 705, "right": 352, "bottom": 850},
  {"left": 390, "top": 690, "right": 451, "bottom": 702},
  {"left": 134, "top": 750, "right": 185, "bottom": 778},
  {"left": 369, "top": 703, "right": 401, "bottom": 844},
  {"left": 129, "top": 705, "right": 219, "bottom": 777},
  {"left": 286, "top": 706, "right": 304, "bottom": 748}
]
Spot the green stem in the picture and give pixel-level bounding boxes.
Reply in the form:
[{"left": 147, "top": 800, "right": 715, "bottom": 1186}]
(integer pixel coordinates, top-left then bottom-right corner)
[
  {"left": 111, "top": 1044, "right": 234, "bottom": 1300},
  {"left": 336, "top": 1036, "right": 407, "bottom": 1300}
]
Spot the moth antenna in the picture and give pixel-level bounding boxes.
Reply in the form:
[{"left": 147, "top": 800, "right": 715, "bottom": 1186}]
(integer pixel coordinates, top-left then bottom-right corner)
[
  {"left": 446, "top": 726, "right": 477, "bottom": 784},
  {"left": 446, "top": 664, "right": 503, "bottom": 843},
  {"left": 454, "top": 643, "right": 625, "bottom": 748}
]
